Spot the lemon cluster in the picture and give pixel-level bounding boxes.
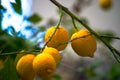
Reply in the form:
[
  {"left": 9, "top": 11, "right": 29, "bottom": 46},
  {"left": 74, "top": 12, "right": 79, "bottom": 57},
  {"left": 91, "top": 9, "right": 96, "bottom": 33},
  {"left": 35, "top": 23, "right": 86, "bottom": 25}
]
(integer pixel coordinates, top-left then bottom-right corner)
[
  {"left": 16, "top": 47, "right": 62, "bottom": 79},
  {"left": 45, "top": 26, "right": 97, "bottom": 57},
  {"left": 16, "top": 25, "right": 97, "bottom": 79}
]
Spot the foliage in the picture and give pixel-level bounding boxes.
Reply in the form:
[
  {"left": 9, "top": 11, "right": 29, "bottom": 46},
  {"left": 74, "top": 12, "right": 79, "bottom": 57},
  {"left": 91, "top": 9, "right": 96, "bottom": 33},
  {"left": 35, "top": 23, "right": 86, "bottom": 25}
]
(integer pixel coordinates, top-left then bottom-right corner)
[
  {"left": 0, "top": 56, "right": 19, "bottom": 80},
  {"left": 0, "top": 30, "right": 29, "bottom": 53}
]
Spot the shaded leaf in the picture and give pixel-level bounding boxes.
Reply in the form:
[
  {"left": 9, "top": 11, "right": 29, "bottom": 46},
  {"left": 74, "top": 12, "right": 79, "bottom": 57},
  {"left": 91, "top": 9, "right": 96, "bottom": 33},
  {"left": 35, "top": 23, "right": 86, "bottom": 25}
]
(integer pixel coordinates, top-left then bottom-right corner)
[
  {"left": 0, "top": 5, "right": 6, "bottom": 11},
  {"left": 97, "top": 30, "right": 115, "bottom": 43},
  {"left": 27, "top": 14, "right": 42, "bottom": 23},
  {"left": 80, "top": 17, "right": 89, "bottom": 25},
  {"left": 11, "top": 0, "right": 22, "bottom": 14},
  {"left": 0, "top": 56, "right": 19, "bottom": 80},
  {"left": 52, "top": 73, "right": 62, "bottom": 80},
  {"left": 39, "top": 26, "right": 46, "bottom": 32}
]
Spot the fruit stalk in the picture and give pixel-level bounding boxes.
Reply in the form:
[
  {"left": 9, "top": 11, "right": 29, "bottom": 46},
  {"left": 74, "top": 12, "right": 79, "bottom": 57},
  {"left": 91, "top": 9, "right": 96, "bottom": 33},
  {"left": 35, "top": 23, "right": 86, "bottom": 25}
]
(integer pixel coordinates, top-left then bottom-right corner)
[
  {"left": 40, "top": 8, "right": 63, "bottom": 52},
  {"left": 72, "top": 18, "right": 79, "bottom": 31},
  {"left": 50, "top": 0, "right": 120, "bottom": 62}
]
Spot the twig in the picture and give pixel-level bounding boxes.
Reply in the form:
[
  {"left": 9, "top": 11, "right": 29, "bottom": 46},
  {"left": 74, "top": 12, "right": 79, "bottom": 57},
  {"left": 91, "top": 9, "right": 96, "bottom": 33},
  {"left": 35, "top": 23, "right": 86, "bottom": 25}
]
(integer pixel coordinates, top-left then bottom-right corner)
[
  {"left": 72, "top": 18, "right": 79, "bottom": 31},
  {"left": 0, "top": 49, "right": 40, "bottom": 56},
  {"left": 0, "top": 51, "right": 18, "bottom": 56},
  {"left": 50, "top": 0, "right": 120, "bottom": 62},
  {"left": 54, "top": 34, "right": 91, "bottom": 48},
  {"left": 100, "top": 36, "right": 120, "bottom": 40},
  {"left": 40, "top": 8, "right": 63, "bottom": 52}
]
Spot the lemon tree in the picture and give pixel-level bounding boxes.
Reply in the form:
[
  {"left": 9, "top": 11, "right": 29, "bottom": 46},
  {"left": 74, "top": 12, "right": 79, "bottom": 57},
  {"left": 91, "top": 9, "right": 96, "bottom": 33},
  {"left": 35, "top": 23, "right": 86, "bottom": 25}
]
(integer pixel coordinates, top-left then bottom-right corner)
[{"left": 0, "top": 0, "right": 120, "bottom": 80}]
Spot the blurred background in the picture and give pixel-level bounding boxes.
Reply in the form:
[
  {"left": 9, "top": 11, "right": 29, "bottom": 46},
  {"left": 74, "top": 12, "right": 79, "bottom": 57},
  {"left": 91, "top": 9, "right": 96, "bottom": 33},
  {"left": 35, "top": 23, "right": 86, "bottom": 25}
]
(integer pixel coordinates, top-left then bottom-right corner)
[{"left": 0, "top": 0, "right": 120, "bottom": 80}]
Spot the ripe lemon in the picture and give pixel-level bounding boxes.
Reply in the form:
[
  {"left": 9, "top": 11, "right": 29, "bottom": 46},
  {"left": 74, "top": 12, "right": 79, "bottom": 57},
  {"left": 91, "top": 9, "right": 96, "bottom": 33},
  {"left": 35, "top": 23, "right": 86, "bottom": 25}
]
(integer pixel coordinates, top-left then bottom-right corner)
[
  {"left": 44, "top": 26, "right": 69, "bottom": 51},
  {"left": 43, "top": 47, "right": 62, "bottom": 64},
  {"left": 71, "top": 30, "right": 97, "bottom": 57},
  {"left": 99, "top": 0, "right": 112, "bottom": 10},
  {"left": 16, "top": 54, "right": 35, "bottom": 80},
  {"left": 32, "top": 53, "right": 56, "bottom": 78}
]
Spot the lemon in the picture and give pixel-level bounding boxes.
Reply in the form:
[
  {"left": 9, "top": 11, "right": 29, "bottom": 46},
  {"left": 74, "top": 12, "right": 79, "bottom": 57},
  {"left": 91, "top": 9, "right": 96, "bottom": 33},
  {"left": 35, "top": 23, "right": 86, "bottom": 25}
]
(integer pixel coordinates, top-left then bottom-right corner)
[
  {"left": 32, "top": 53, "right": 56, "bottom": 78},
  {"left": 43, "top": 47, "right": 62, "bottom": 64},
  {"left": 44, "top": 26, "right": 69, "bottom": 51},
  {"left": 71, "top": 29, "right": 97, "bottom": 57},
  {"left": 16, "top": 54, "right": 35, "bottom": 80},
  {"left": 99, "top": 0, "right": 112, "bottom": 10}
]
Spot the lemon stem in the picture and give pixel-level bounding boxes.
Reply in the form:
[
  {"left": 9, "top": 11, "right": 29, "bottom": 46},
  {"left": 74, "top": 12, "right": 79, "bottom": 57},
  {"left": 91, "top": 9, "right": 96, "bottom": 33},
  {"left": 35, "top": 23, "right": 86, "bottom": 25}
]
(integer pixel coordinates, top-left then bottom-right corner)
[
  {"left": 50, "top": 0, "right": 120, "bottom": 63},
  {"left": 72, "top": 18, "right": 79, "bottom": 31},
  {"left": 40, "top": 8, "right": 63, "bottom": 52}
]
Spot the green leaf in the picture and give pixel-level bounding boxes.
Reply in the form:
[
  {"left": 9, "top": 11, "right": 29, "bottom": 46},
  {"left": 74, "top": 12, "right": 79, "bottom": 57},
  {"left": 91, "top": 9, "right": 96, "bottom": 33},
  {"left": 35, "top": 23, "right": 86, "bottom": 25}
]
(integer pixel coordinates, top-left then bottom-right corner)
[
  {"left": 27, "top": 14, "right": 42, "bottom": 23},
  {"left": 39, "top": 26, "right": 46, "bottom": 32},
  {"left": 52, "top": 73, "right": 62, "bottom": 80},
  {"left": 109, "top": 63, "right": 120, "bottom": 80},
  {"left": 0, "top": 5, "right": 6, "bottom": 11},
  {"left": 97, "top": 30, "right": 115, "bottom": 43},
  {"left": 80, "top": 17, "right": 89, "bottom": 25},
  {"left": 15, "top": 0, "right": 21, "bottom": 4},
  {"left": 11, "top": 0, "right": 22, "bottom": 14},
  {"left": 0, "top": 56, "right": 20, "bottom": 80},
  {"left": 0, "top": 5, "right": 4, "bottom": 10}
]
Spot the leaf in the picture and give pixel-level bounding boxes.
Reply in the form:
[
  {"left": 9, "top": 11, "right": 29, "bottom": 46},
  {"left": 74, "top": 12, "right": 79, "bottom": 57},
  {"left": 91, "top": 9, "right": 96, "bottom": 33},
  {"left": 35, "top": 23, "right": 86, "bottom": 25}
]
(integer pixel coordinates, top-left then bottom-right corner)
[
  {"left": 27, "top": 14, "right": 42, "bottom": 23},
  {"left": 0, "top": 56, "right": 20, "bottom": 80},
  {"left": 0, "top": 5, "right": 6, "bottom": 11},
  {"left": 39, "top": 26, "right": 46, "bottom": 32},
  {"left": 109, "top": 63, "right": 120, "bottom": 80},
  {"left": 97, "top": 30, "right": 115, "bottom": 43},
  {"left": 11, "top": 0, "right": 22, "bottom": 14},
  {"left": 52, "top": 73, "right": 62, "bottom": 80},
  {"left": 80, "top": 17, "right": 89, "bottom": 25}
]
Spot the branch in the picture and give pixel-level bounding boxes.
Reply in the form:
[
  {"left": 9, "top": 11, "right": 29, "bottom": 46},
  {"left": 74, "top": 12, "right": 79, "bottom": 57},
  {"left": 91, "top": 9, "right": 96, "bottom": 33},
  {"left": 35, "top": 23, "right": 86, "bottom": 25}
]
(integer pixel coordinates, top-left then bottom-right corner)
[
  {"left": 54, "top": 34, "right": 91, "bottom": 48},
  {"left": 50, "top": 0, "right": 120, "bottom": 62},
  {"left": 100, "top": 36, "right": 120, "bottom": 40}
]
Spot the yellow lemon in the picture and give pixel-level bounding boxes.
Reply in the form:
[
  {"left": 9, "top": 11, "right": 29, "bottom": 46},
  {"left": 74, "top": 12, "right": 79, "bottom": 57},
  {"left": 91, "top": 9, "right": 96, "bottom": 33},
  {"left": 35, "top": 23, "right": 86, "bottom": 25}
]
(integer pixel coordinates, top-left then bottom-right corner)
[
  {"left": 71, "top": 30, "right": 97, "bottom": 57},
  {"left": 99, "top": 0, "right": 112, "bottom": 10},
  {"left": 44, "top": 26, "right": 69, "bottom": 51},
  {"left": 43, "top": 47, "right": 62, "bottom": 64},
  {"left": 32, "top": 53, "right": 56, "bottom": 78},
  {"left": 16, "top": 54, "right": 35, "bottom": 80}
]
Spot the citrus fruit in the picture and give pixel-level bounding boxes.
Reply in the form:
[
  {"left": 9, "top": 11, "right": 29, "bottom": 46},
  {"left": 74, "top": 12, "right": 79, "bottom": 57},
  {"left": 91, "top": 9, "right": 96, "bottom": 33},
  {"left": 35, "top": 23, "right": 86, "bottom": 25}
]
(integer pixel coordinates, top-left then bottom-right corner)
[
  {"left": 44, "top": 26, "right": 69, "bottom": 51},
  {"left": 99, "top": 0, "right": 112, "bottom": 10},
  {"left": 32, "top": 53, "right": 56, "bottom": 78},
  {"left": 16, "top": 54, "right": 35, "bottom": 80},
  {"left": 43, "top": 47, "right": 62, "bottom": 64},
  {"left": 71, "top": 29, "right": 97, "bottom": 57}
]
